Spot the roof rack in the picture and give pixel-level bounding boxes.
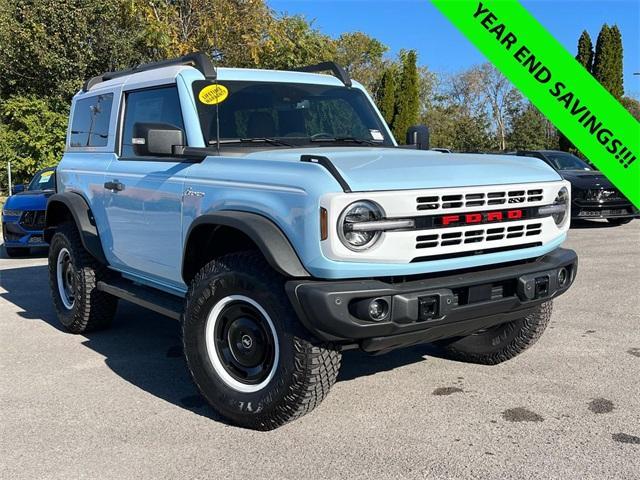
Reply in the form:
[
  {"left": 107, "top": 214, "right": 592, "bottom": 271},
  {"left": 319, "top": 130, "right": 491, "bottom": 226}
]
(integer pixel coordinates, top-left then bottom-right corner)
[
  {"left": 294, "top": 61, "right": 352, "bottom": 87},
  {"left": 82, "top": 52, "right": 216, "bottom": 92}
]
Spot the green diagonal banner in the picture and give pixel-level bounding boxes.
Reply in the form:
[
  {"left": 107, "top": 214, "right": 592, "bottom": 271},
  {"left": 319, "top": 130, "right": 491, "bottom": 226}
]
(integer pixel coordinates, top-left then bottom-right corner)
[{"left": 431, "top": 0, "right": 640, "bottom": 207}]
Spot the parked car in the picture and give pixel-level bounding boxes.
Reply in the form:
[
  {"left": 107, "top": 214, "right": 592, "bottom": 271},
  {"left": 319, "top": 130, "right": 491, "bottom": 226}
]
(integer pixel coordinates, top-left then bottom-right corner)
[
  {"left": 2, "top": 167, "right": 56, "bottom": 256},
  {"left": 44, "top": 53, "right": 577, "bottom": 430},
  {"left": 515, "top": 150, "right": 638, "bottom": 225}
]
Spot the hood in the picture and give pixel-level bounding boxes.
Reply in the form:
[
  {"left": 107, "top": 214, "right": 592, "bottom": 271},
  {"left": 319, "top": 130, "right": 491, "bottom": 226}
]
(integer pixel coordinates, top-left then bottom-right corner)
[
  {"left": 244, "top": 147, "right": 561, "bottom": 191},
  {"left": 557, "top": 170, "right": 613, "bottom": 190},
  {"left": 4, "top": 190, "right": 53, "bottom": 211}
]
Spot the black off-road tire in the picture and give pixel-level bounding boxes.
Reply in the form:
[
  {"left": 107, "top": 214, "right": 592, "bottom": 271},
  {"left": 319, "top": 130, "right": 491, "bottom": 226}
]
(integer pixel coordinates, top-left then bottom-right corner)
[
  {"left": 437, "top": 301, "right": 553, "bottom": 365},
  {"left": 48, "top": 222, "right": 118, "bottom": 333},
  {"left": 607, "top": 218, "right": 632, "bottom": 226},
  {"left": 183, "top": 251, "right": 341, "bottom": 430},
  {"left": 5, "top": 246, "right": 30, "bottom": 257}
]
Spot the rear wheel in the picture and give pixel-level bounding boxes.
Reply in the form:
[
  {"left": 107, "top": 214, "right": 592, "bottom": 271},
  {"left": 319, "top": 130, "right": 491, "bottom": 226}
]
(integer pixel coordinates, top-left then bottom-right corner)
[
  {"left": 437, "top": 301, "right": 553, "bottom": 365},
  {"left": 48, "top": 222, "right": 118, "bottom": 333},
  {"left": 607, "top": 218, "right": 632, "bottom": 226},
  {"left": 183, "top": 252, "right": 341, "bottom": 430},
  {"left": 5, "top": 246, "right": 30, "bottom": 257}
]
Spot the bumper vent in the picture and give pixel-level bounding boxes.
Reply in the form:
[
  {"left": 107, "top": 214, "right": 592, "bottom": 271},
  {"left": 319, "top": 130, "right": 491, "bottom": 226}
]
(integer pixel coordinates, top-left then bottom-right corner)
[{"left": 19, "top": 210, "right": 46, "bottom": 231}]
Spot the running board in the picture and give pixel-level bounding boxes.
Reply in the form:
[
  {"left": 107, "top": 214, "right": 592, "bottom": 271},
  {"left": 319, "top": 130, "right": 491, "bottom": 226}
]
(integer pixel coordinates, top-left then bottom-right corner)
[{"left": 97, "top": 278, "right": 184, "bottom": 320}]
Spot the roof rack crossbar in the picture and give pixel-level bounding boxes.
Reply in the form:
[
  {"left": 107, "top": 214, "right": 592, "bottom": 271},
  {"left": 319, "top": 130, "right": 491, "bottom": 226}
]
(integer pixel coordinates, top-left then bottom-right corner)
[
  {"left": 294, "top": 61, "right": 352, "bottom": 87},
  {"left": 82, "top": 52, "right": 216, "bottom": 92}
]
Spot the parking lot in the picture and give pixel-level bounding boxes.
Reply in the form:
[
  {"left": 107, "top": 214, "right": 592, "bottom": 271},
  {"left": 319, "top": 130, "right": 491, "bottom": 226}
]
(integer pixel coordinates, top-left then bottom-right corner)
[{"left": 1, "top": 220, "right": 638, "bottom": 480}]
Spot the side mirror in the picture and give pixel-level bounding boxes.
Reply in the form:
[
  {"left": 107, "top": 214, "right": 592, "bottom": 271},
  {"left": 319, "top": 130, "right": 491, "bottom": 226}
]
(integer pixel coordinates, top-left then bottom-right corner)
[
  {"left": 11, "top": 184, "right": 25, "bottom": 195},
  {"left": 406, "top": 125, "right": 430, "bottom": 150},
  {"left": 132, "top": 122, "right": 185, "bottom": 157}
]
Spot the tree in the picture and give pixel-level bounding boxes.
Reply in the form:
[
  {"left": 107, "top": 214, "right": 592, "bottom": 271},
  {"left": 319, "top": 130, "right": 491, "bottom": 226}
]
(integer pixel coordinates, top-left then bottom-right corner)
[
  {"left": 0, "top": 0, "right": 149, "bottom": 100},
  {"left": 479, "top": 64, "right": 521, "bottom": 151},
  {"left": 576, "top": 31, "right": 594, "bottom": 72},
  {"left": 593, "top": 23, "right": 624, "bottom": 99},
  {"left": 261, "top": 15, "right": 335, "bottom": 69},
  {"left": 334, "top": 32, "right": 387, "bottom": 91},
  {"left": 621, "top": 97, "right": 640, "bottom": 121},
  {"left": 609, "top": 25, "right": 624, "bottom": 98},
  {"left": 392, "top": 50, "right": 419, "bottom": 143},
  {"left": 375, "top": 66, "right": 397, "bottom": 126},
  {"left": 0, "top": 96, "right": 68, "bottom": 187},
  {"left": 508, "top": 102, "right": 558, "bottom": 150}
]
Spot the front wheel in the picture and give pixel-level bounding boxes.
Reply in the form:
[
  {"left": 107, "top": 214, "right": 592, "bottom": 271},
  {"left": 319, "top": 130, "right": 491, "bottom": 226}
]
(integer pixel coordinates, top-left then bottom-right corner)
[
  {"left": 436, "top": 301, "right": 553, "bottom": 365},
  {"left": 183, "top": 252, "right": 341, "bottom": 430},
  {"left": 607, "top": 218, "right": 632, "bottom": 226}
]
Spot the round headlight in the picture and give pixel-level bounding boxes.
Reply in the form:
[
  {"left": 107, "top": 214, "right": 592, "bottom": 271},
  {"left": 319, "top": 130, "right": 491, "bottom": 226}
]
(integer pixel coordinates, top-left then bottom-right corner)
[
  {"left": 553, "top": 186, "right": 569, "bottom": 226},
  {"left": 338, "top": 201, "right": 383, "bottom": 250}
]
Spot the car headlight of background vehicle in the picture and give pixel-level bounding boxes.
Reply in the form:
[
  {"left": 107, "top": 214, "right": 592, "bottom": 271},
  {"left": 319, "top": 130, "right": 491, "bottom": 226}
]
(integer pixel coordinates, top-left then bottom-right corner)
[
  {"left": 539, "top": 186, "right": 569, "bottom": 226},
  {"left": 338, "top": 201, "right": 384, "bottom": 250},
  {"left": 2, "top": 209, "right": 22, "bottom": 218}
]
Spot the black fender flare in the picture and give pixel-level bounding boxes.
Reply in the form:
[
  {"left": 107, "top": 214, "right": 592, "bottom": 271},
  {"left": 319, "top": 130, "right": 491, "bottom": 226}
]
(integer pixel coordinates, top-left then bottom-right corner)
[
  {"left": 45, "top": 192, "right": 107, "bottom": 264},
  {"left": 184, "top": 211, "right": 310, "bottom": 279}
]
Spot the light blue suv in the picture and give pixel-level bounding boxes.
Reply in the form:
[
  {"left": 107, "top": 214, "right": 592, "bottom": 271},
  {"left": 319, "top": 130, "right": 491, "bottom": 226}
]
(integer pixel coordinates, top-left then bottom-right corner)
[{"left": 45, "top": 53, "right": 577, "bottom": 429}]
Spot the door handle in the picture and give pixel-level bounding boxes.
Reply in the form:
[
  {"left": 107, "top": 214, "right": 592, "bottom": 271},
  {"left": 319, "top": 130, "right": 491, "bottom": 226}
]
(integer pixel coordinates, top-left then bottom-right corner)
[{"left": 104, "top": 180, "right": 125, "bottom": 192}]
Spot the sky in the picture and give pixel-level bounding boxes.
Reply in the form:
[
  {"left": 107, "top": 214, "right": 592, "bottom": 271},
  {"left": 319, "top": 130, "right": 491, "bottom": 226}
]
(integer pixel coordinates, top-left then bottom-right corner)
[{"left": 267, "top": 0, "right": 640, "bottom": 98}]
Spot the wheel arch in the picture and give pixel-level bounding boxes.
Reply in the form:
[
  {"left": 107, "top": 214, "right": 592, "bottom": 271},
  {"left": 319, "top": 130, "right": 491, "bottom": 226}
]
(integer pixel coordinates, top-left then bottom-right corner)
[
  {"left": 44, "top": 192, "right": 107, "bottom": 264},
  {"left": 182, "top": 211, "right": 310, "bottom": 284}
]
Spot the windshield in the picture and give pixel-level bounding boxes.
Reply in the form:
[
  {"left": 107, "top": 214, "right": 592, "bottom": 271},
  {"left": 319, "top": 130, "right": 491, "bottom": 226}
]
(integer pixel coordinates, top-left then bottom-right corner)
[
  {"left": 27, "top": 169, "right": 56, "bottom": 191},
  {"left": 546, "top": 152, "right": 593, "bottom": 171},
  {"left": 193, "top": 81, "right": 393, "bottom": 147}
]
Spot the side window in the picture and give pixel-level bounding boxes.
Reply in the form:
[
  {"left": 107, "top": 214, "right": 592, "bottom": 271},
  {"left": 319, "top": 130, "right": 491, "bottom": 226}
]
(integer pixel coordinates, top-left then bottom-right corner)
[
  {"left": 121, "top": 86, "right": 185, "bottom": 158},
  {"left": 70, "top": 94, "right": 113, "bottom": 147}
]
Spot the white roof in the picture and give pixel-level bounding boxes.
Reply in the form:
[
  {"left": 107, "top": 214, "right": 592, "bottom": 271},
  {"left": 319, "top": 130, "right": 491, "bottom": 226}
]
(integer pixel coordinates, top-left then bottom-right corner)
[{"left": 80, "top": 65, "right": 357, "bottom": 98}]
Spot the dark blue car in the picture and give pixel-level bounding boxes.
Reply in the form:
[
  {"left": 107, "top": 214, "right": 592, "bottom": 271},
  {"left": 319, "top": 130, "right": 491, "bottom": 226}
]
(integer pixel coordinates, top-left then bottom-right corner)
[{"left": 2, "top": 167, "right": 56, "bottom": 256}]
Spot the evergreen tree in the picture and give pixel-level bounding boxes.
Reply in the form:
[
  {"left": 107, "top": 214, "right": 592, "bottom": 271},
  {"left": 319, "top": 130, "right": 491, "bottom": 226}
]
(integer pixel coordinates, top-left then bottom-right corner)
[
  {"left": 392, "top": 50, "right": 419, "bottom": 143},
  {"left": 576, "top": 30, "right": 594, "bottom": 71},
  {"left": 609, "top": 25, "right": 624, "bottom": 98},
  {"left": 375, "top": 66, "right": 397, "bottom": 126},
  {"left": 593, "top": 24, "right": 624, "bottom": 99}
]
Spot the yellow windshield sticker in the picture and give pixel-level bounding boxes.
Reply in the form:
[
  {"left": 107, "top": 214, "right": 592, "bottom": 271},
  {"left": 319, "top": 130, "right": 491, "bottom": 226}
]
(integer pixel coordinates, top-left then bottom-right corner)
[
  {"left": 40, "top": 171, "right": 53, "bottom": 180},
  {"left": 198, "top": 84, "right": 229, "bottom": 105}
]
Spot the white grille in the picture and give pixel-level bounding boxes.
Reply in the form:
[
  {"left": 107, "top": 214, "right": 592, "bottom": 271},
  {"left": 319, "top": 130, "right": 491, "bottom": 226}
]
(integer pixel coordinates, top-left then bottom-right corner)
[
  {"left": 320, "top": 180, "right": 569, "bottom": 265},
  {"left": 416, "top": 222, "right": 543, "bottom": 250},
  {"left": 417, "top": 188, "right": 544, "bottom": 211}
]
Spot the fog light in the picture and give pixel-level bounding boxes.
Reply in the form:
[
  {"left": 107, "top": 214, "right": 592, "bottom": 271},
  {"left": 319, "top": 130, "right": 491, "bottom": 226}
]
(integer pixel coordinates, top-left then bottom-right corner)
[
  {"left": 368, "top": 299, "right": 389, "bottom": 321},
  {"left": 557, "top": 267, "right": 568, "bottom": 287}
]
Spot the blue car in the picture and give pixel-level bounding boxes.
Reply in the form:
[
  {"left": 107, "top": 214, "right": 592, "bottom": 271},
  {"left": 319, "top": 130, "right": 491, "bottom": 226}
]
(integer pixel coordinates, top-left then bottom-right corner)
[{"left": 2, "top": 167, "right": 56, "bottom": 256}]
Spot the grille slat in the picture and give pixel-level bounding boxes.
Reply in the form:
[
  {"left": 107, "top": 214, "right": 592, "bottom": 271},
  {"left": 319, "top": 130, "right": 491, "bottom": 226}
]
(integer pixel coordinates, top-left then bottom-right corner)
[
  {"left": 414, "top": 221, "right": 543, "bottom": 250},
  {"left": 417, "top": 187, "right": 547, "bottom": 211}
]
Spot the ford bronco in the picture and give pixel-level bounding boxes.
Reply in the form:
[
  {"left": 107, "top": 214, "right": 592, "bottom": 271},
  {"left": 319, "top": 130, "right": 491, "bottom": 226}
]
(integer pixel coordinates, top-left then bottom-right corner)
[{"left": 45, "top": 53, "right": 577, "bottom": 430}]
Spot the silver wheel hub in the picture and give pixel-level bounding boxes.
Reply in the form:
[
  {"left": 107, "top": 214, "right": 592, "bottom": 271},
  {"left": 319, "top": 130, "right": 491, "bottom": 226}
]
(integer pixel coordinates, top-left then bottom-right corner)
[{"left": 56, "top": 247, "right": 76, "bottom": 310}]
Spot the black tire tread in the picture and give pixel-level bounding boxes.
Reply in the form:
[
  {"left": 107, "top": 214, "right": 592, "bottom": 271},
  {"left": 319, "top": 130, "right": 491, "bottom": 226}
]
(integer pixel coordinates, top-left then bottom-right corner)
[
  {"left": 48, "top": 222, "right": 117, "bottom": 333},
  {"left": 442, "top": 301, "right": 553, "bottom": 365},
  {"left": 183, "top": 251, "right": 341, "bottom": 430}
]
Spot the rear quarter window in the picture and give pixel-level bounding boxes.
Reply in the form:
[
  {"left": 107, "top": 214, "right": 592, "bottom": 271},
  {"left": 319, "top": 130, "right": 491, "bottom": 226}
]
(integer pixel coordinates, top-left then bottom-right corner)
[{"left": 69, "top": 93, "right": 114, "bottom": 148}]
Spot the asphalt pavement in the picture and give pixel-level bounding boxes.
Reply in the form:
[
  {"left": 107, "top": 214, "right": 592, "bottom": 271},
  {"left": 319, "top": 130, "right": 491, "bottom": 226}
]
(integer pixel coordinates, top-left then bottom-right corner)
[{"left": 1, "top": 220, "right": 639, "bottom": 479}]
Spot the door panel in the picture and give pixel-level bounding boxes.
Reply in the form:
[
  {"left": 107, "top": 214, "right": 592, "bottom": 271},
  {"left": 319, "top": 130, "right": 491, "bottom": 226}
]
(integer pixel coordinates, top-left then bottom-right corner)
[
  {"left": 103, "top": 85, "right": 190, "bottom": 290},
  {"left": 103, "top": 161, "right": 189, "bottom": 287}
]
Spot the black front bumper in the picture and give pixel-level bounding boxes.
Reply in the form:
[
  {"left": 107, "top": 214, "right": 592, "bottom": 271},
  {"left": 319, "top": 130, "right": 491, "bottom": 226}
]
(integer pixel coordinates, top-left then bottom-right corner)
[
  {"left": 571, "top": 199, "right": 639, "bottom": 219},
  {"left": 286, "top": 248, "right": 577, "bottom": 353}
]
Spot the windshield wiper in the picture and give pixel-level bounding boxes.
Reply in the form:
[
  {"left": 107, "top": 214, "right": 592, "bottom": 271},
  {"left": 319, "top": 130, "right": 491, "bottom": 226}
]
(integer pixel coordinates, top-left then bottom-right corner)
[
  {"left": 214, "top": 138, "right": 294, "bottom": 147},
  {"left": 309, "top": 136, "right": 379, "bottom": 146}
]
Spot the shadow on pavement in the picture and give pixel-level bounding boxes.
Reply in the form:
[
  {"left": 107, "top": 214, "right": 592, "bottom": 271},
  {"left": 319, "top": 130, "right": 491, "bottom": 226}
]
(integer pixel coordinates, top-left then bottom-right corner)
[{"left": 0, "top": 264, "right": 433, "bottom": 420}]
